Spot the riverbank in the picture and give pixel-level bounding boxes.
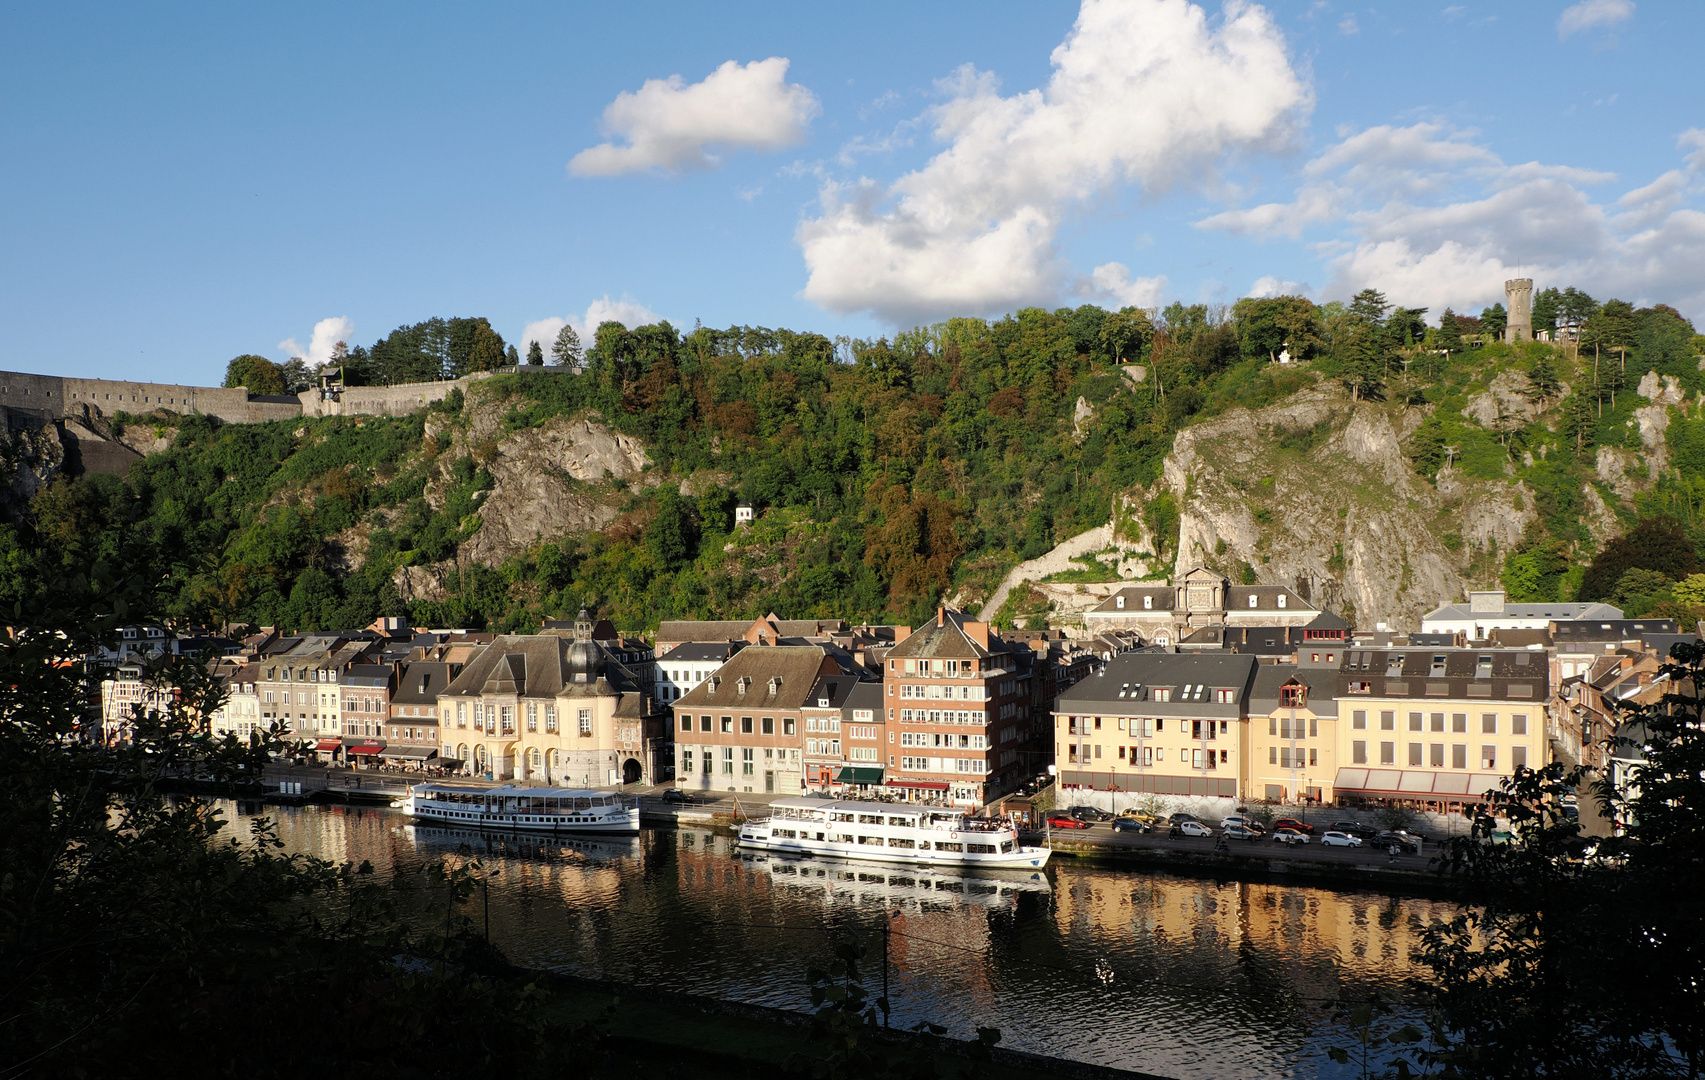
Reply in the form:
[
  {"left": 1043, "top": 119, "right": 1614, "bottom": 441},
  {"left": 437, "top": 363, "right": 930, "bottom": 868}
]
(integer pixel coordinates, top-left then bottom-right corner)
[{"left": 542, "top": 970, "right": 1172, "bottom": 1080}]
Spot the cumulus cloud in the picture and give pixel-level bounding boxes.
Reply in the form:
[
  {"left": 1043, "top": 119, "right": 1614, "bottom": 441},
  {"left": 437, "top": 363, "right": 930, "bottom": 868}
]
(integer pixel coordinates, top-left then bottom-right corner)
[
  {"left": 1089, "top": 262, "right": 1168, "bottom": 307},
  {"left": 1197, "top": 121, "right": 1705, "bottom": 318},
  {"left": 570, "top": 58, "right": 819, "bottom": 177},
  {"left": 797, "top": 0, "right": 1311, "bottom": 325},
  {"left": 1247, "top": 275, "right": 1310, "bottom": 298},
  {"left": 279, "top": 316, "right": 355, "bottom": 370},
  {"left": 1557, "top": 0, "right": 1634, "bottom": 38},
  {"left": 520, "top": 296, "right": 662, "bottom": 358}
]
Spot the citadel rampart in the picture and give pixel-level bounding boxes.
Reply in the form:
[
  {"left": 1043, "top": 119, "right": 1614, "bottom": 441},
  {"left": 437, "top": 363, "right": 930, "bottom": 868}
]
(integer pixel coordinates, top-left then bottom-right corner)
[{"left": 0, "top": 369, "right": 488, "bottom": 427}]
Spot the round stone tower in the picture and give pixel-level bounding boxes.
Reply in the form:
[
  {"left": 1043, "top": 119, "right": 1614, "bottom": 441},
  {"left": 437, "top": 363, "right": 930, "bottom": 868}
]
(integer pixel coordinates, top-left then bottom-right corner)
[{"left": 1505, "top": 278, "right": 1534, "bottom": 343}]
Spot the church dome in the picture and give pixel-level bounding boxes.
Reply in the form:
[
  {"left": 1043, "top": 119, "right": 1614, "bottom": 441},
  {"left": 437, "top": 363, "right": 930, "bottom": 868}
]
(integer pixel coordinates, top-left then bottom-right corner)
[{"left": 568, "top": 607, "right": 603, "bottom": 683}]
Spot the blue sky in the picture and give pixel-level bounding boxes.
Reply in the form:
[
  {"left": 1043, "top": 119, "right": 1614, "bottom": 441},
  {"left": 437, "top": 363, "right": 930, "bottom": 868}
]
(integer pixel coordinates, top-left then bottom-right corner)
[{"left": 2, "top": 0, "right": 1702, "bottom": 383}]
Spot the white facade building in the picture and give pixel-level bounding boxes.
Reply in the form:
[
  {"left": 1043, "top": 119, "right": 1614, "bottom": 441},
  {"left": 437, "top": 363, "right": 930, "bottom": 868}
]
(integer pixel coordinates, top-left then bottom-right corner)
[{"left": 1420, "top": 591, "right": 1624, "bottom": 639}]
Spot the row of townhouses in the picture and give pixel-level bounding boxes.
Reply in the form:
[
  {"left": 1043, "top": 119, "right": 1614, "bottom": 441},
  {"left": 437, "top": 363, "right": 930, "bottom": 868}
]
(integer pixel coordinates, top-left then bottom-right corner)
[{"left": 93, "top": 568, "right": 1693, "bottom": 812}]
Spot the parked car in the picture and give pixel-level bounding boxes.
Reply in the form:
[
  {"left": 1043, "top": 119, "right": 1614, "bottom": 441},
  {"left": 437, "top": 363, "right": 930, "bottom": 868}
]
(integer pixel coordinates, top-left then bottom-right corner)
[
  {"left": 1066, "top": 805, "right": 1114, "bottom": 822},
  {"left": 1374, "top": 831, "right": 1420, "bottom": 854},
  {"left": 1167, "top": 812, "right": 1203, "bottom": 825},
  {"left": 1272, "top": 817, "right": 1315, "bottom": 835},
  {"left": 1320, "top": 831, "right": 1362, "bottom": 848},
  {"left": 661, "top": 788, "right": 696, "bottom": 804},
  {"left": 1223, "top": 823, "right": 1262, "bottom": 841},
  {"left": 1171, "top": 819, "right": 1214, "bottom": 838},
  {"left": 1271, "top": 828, "right": 1309, "bottom": 846},
  {"left": 1221, "top": 814, "right": 1266, "bottom": 834},
  {"left": 1330, "top": 820, "right": 1380, "bottom": 839},
  {"left": 1111, "top": 817, "right": 1151, "bottom": 833},
  {"left": 1118, "top": 809, "right": 1158, "bottom": 824},
  {"left": 1047, "top": 814, "right": 1094, "bottom": 830}
]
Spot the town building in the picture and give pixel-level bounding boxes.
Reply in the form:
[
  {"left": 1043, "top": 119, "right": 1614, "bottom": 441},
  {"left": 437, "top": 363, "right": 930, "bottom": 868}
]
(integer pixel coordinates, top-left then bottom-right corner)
[
  {"left": 670, "top": 644, "right": 840, "bottom": 796},
  {"left": 1420, "top": 590, "right": 1623, "bottom": 639},
  {"left": 1052, "top": 652, "right": 1258, "bottom": 800},
  {"left": 1245, "top": 660, "right": 1340, "bottom": 804},
  {"left": 209, "top": 663, "right": 262, "bottom": 743},
  {"left": 438, "top": 612, "right": 663, "bottom": 786},
  {"left": 1081, "top": 567, "right": 1319, "bottom": 645},
  {"left": 881, "top": 608, "right": 1033, "bottom": 807},
  {"left": 390, "top": 660, "right": 459, "bottom": 767},
  {"left": 1330, "top": 647, "right": 1551, "bottom": 813},
  {"left": 653, "top": 640, "right": 746, "bottom": 704},
  {"left": 654, "top": 613, "right": 849, "bottom": 654},
  {"left": 100, "top": 664, "right": 175, "bottom": 744},
  {"left": 799, "top": 672, "right": 873, "bottom": 791}
]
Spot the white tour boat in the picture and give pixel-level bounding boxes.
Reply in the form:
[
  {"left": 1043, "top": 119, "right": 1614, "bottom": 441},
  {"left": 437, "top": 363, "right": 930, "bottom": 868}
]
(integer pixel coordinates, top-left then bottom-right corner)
[
  {"left": 736, "top": 796, "right": 1050, "bottom": 869},
  {"left": 401, "top": 783, "right": 639, "bottom": 833}
]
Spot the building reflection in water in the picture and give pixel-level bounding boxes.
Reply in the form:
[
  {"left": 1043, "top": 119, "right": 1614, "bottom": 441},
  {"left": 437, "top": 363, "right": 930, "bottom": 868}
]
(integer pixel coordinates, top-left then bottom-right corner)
[{"left": 231, "top": 802, "right": 1444, "bottom": 1080}]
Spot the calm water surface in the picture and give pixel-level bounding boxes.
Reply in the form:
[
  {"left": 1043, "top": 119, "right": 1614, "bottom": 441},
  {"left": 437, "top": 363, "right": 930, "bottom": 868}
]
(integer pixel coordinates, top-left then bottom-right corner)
[{"left": 232, "top": 801, "right": 1451, "bottom": 1079}]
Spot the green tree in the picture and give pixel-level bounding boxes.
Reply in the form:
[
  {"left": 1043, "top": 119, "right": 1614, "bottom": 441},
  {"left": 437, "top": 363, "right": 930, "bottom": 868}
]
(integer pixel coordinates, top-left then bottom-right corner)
[
  {"left": 1349, "top": 288, "right": 1391, "bottom": 328},
  {"left": 1581, "top": 516, "right": 1702, "bottom": 601},
  {"left": 222, "top": 354, "right": 284, "bottom": 394},
  {"left": 1562, "top": 386, "right": 1597, "bottom": 455},
  {"left": 1532, "top": 286, "right": 1562, "bottom": 337},
  {"left": 1672, "top": 572, "right": 1705, "bottom": 608},
  {"left": 645, "top": 487, "right": 697, "bottom": 571},
  {"left": 1526, "top": 354, "right": 1561, "bottom": 404},
  {"left": 1481, "top": 302, "right": 1507, "bottom": 341},
  {"left": 280, "top": 357, "right": 312, "bottom": 393},
  {"left": 1097, "top": 307, "right": 1151, "bottom": 364},
  {"left": 1338, "top": 325, "right": 1385, "bottom": 402},
  {"left": 505, "top": 343, "right": 520, "bottom": 367},
  {"left": 551, "top": 324, "right": 583, "bottom": 367},
  {"left": 526, "top": 340, "right": 545, "bottom": 366}
]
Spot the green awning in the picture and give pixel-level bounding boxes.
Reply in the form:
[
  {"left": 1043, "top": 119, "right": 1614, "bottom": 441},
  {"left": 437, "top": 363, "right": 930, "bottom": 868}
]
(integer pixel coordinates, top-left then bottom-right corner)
[{"left": 835, "top": 766, "right": 884, "bottom": 784}]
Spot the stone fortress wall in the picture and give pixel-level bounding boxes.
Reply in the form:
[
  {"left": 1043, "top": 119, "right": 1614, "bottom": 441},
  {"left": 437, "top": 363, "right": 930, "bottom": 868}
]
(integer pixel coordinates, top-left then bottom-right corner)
[{"left": 0, "top": 368, "right": 491, "bottom": 426}]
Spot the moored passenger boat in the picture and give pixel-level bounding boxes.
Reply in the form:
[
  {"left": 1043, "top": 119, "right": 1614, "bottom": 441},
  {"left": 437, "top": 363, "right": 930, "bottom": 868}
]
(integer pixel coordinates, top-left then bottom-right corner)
[
  {"left": 736, "top": 796, "right": 1050, "bottom": 869},
  {"left": 402, "top": 783, "right": 639, "bottom": 833}
]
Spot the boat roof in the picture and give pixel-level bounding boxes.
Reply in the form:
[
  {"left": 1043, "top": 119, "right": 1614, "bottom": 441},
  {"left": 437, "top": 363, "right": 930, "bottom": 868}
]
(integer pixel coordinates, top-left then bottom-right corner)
[
  {"left": 768, "top": 796, "right": 961, "bottom": 816},
  {"left": 415, "top": 783, "right": 623, "bottom": 798}
]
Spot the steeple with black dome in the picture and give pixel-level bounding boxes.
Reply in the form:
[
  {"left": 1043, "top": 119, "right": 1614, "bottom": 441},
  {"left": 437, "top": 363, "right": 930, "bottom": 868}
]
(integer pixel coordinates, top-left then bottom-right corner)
[{"left": 567, "top": 607, "right": 604, "bottom": 684}]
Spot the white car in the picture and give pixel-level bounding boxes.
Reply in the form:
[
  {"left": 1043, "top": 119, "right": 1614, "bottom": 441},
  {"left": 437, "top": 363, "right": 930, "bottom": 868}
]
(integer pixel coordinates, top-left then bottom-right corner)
[
  {"left": 1272, "top": 828, "right": 1309, "bottom": 845},
  {"left": 1176, "top": 820, "right": 1213, "bottom": 838},
  {"left": 1321, "top": 831, "right": 1362, "bottom": 848},
  {"left": 1221, "top": 814, "right": 1265, "bottom": 833}
]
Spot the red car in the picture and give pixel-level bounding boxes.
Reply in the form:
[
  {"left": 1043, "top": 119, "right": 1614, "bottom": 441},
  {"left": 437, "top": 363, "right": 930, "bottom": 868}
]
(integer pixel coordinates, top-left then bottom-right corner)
[
  {"left": 1272, "top": 818, "right": 1316, "bottom": 835},
  {"left": 1047, "top": 814, "right": 1093, "bottom": 829}
]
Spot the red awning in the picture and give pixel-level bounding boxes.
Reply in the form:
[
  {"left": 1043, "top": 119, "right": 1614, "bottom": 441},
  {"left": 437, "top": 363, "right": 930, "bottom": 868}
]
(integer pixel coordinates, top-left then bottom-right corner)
[
  {"left": 887, "top": 779, "right": 949, "bottom": 791},
  {"left": 347, "top": 742, "right": 386, "bottom": 756},
  {"left": 314, "top": 739, "right": 341, "bottom": 752}
]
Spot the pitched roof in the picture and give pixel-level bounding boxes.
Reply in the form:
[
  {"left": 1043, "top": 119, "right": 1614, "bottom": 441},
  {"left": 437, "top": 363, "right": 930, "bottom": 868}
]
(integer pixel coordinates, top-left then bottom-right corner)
[
  {"left": 440, "top": 635, "right": 646, "bottom": 703},
  {"left": 1087, "top": 586, "right": 1176, "bottom": 614},
  {"left": 885, "top": 609, "right": 1007, "bottom": 661},
  {"left": 656, "top": 620, "right": 754, "bottom": 644},
  {"left": 393, "top": 661, "right": 458, "bottom": 706},
  {"left": 1055, "top": 652, "right": 1259, "bottom": 714},
  {"left": 1249, "top": 664, "right": 1339, "bottom": 713},
  {"left": 672, "top": 645, "right": 840, "bottom": 712}
]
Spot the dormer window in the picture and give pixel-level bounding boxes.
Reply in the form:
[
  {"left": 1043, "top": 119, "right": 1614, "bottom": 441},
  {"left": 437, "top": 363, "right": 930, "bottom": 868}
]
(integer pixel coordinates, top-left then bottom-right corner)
[
  {"left": 1431, "top": 655, "right": 1448, "bottom": 676},
  {"left": 1476, "top": 655, "right": 1493, "bottom": 678},
  {"left": 1277, "top": 595, "right": 1286, "bottom": 609},
  {"left": 1143, "top": 595, "right": 1154, "bottom": 610},
  {"left": 1279, "top": 683, "right": 1307, "bottom": 707},
  {"left": 1249, "top": 595, "right": 1258, "bottom": 608},
  {"left": 1116, "top": 595, "right": 1126, "bottom": 610}
]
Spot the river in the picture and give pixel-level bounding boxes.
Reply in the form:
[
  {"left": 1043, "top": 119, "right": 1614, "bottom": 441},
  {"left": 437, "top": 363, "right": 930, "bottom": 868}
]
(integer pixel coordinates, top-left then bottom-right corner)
[{"left": 231, "top": 800, "right": 1452, "bottom": 1079}]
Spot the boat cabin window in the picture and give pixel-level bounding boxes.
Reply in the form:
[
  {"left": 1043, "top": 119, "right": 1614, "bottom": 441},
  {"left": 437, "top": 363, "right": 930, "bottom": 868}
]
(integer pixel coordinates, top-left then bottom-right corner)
[
  {"left": 886, "top": 816, "right": 915, "bottom": 826},
  {"left": 574, "top": 797, "right": 592, "bottom": 810},
  {"left": 858, "top": 814, "right": 883, "bottom": 824}
]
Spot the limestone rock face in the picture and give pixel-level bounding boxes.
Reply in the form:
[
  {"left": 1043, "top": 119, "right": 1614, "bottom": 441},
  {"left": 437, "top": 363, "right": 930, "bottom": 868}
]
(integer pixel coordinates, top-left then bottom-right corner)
[
  {"left": 1137, "top": 387, "right": 1538, "bottom": 630},
  {"left": 0, "top": 422, "right": 65, "bottom": 521}
]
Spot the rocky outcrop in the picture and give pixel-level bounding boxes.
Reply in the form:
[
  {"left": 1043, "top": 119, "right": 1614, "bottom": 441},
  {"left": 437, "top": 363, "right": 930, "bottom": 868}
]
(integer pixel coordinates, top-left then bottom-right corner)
[
  {"left": 1135, "top": 386, "right": 1536, "bottom": 630},
  {"left": 0, "top": 419, "right": 66, "bottom": 521}
]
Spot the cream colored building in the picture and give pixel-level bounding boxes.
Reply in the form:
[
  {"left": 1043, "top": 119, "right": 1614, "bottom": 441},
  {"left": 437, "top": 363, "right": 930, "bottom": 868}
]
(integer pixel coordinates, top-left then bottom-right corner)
[
  {"left": 209, "top": 663, "right": 263, "bottom": 742},
  {"left": 437, "top": 612, "right": 665, "bottom": 786}
]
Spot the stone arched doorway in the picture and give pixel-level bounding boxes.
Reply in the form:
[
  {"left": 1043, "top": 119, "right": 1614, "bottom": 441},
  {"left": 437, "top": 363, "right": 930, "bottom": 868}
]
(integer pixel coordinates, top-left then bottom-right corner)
[{"left": 622, "top": 757, "right": 643, "bottom": 785}]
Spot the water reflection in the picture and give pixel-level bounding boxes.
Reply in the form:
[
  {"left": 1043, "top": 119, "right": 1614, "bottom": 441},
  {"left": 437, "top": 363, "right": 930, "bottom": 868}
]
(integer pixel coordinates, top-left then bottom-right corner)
[{"left": 229, "top": 801, "right": 1447, "bottom": 1079}]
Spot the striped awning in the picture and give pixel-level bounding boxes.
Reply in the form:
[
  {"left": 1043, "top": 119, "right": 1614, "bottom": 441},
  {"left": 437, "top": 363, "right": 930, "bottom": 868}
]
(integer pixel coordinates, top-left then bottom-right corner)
[{"left": 1333, "top": 768, "right": 1506, "bottom": 801}]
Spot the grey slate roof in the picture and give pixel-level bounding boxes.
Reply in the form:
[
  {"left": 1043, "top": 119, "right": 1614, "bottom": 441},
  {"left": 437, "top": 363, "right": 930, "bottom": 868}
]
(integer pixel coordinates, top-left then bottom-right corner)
[
  {"left": 1054, "top": 652, "right": 1259, "bottom": 716},
  {"left": 657, "top": 641, "right": 744, "bottom": 663},
  {"left": 393, "top": 661, "right": 458, "bottom": 706},
  {"left": 1249, "top": 664, "right": 1339, "bottom": 715},
  {"left": 1424, "top": 600, "right": 1624, "bottom": 622}
]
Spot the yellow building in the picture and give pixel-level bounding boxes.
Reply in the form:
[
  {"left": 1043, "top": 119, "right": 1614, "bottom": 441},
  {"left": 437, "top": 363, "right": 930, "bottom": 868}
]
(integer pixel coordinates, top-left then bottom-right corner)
[
  {"left": 1329, "top": 648, "right": 1551, "bottom": 812},
  {"left": 1245, "top": 663, "right": 1339, "bottom": 804},
  {"left": 437, "top": 612, "right": 665, "bottom": 786}
]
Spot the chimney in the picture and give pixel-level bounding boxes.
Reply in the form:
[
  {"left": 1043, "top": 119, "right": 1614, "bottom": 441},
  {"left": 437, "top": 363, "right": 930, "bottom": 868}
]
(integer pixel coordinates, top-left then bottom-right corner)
[
  {"left": 937, "top": 607, "right": 946, "bottom": 628},
  {"left": 965, "top": 621, "right": 990, "bottom": 650}
]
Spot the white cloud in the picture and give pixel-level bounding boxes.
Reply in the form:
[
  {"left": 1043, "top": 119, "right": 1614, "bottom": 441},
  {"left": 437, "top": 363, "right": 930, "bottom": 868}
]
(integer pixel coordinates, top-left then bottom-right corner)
[
  {"left": 1557, "top": 0, "right": 1633, "bottom": 38},
  {"left": 797, "top": 0, "right": 1311, "bottom": 325},
  {"left": 1089, "top": 262, "right": 1168, "bottom": 307},
  {"left": 520, "top": 296, "right": 662, "bottom": 358},
  {"left": 1197, "top": 119, "right": 1705, "bottom": 318},
  {"left": 1247, "top": 275, "right": 1310, "bottom": 298},
  {"left": 1338, "top": 14, "right": 1359, "bottom": 34},
  {"left": 569, "top": 58, "right": 820, "bottom": 177},
  {"left": 279, "top": 316, "right": 355, "bottom": 370}
]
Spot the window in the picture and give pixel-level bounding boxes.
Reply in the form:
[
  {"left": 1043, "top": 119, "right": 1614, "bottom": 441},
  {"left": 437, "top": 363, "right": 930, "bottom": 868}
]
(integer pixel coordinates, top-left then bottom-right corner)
[
  {"left": 1352, "top": 710, "right": 1367, "bottom": 730},
  {"left": 1116, "top": 595, "right": 1125, "bottom": 609},
  {"left": 1277, "top": 594, "right": 1287, "bottom": 608},
  {"left": 1269, "top": 746, "right": 1277, "bottom": 765},
  {"left": 720, "top": 716, "right": 732, "bottom": 733},
  {"left": 579, "top": 709, "right": 593, "bottom": 736},
  {"left": 681, "top": 714, "right": 693, "bottom": 732},
  {"left": 1308, "top": 748, "right": 1317, "bottom": 765},
  {"left": 1352, "top": 741, "right": 1367, "bottom": 764},
  {"left": 1408, "top": 712, "right": 1423, "bottom": 732},
  {"left": 703, "top": 750, "right": 713, "bottom": 775},
  {"left": 740, "top": 716, "right": 753, "bottom": 734},
  {"left": 700, "top": 714, "right": 711, "bottom": 732},
  {"left": 1143, "top": 595, "right": 1153, "bottom": 609},
  {"left": 1512, "top": 745, "right": 1528, "bottom": 769},
  {"left": 1482, "top": 714, "right": 1497, "bottom": 734},
  {"left": 1380, "top": 711, "right": 1395, "bottom": 731},
  {"left": 1215, "top": 688, "right": 1235, "bottom": 704},
  {"left": 1249, "top": 595, "right": 1258, "bottom": 608},
  {"left": 1409, "top": 742, "right": 1423, "bottom": 766},
  {"left": 1379, "top": 741, "right": 1395, "bottom": 765},
  {"left": 1430, "top": 743, "right": 1445, "bottom": 767},
  {"left": 722, "top": 747, "right": 734, "bottom": 774},
  {"left": 1430, "top": 712, "right": 1444, "bottom": 733},
  {"left": 1452, "top": 713, "right": 1467, "bottom": 733},
  {"left": 526, "top": 703, "right": 538, "bottom": 731},
  {"left": 1512, "top": 713, "right": 1528, "bottom": 735},
  {"left": 1452, "top": 744, "right": 1467, "bottom": 769},
  {"left": 1481, "top": 745, "right": 1497, "bottom": 770},
  {"left": 742, "top": 747, "right": 754, "bottom": 776},
  {"left": 545, "top": 706, "right": 557, "bottom": 732},
  {"left": 762, "top": 717, "right": 774, "bottom": 735},
  {"left": 1152, "top": 688, "right": 1170, "bottom": 702}
]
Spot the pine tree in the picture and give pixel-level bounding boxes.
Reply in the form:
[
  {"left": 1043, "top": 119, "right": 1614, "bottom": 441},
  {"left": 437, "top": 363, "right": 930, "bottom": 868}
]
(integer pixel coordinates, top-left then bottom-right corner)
[
  {"left": 1562, "top": 387, "right": 1597, "bottom": 455},
  {"left": 1527, "top": 354, "right": 1561, "bottom": 404},
  {"left": 525, "top": 340, "right": 544, "bottom": 366}
]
